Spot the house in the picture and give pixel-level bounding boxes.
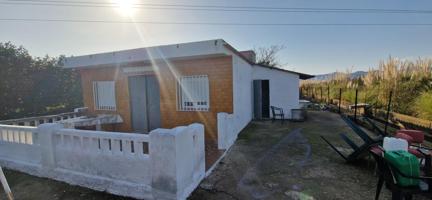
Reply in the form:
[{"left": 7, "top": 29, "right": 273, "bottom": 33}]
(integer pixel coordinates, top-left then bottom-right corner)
[{"left": 63, "top": 39, "right": 313, "bottom": 166}]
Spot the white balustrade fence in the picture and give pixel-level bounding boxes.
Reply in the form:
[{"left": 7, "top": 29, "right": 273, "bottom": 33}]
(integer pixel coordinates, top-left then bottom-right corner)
[
  {"left": 0, "top": 108, "right": 87, "bottom": 127},
  {"left": 0, "top": 125, "right": 35, "bottom": 144},
  {"left": 0, "top": 123, "right": 205, "bottom": 200},
  {"left": 0, "top": 125, "right": 40, "bottom": 168}
]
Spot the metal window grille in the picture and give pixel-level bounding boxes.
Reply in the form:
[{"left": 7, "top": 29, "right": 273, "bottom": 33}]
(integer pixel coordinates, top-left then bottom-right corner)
[
  {"left": 93, "top": 81, "right": 116, "bottom": 111},
  {"left": 177, "top": 75, "right": 210, "bottom": 111}
]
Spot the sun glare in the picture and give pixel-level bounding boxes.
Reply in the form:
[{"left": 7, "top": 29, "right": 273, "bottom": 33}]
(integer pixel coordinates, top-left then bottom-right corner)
[{"left": 112, "top": 0, "right": 136, "bottom": 16}]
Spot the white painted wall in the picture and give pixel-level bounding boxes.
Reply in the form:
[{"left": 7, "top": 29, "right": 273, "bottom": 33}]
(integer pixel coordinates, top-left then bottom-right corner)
[
  {"left": 217, "top": 55, "right": 301, "bottom": 150},
  {"left": 232, "top": 55, "right": 254, "bottom": 131},
  {"left": 0, "top": 123, "right": 205, "bottom": 200},
  {"left": 252, "top": 65, "right": 300, "bottom": 119},
  {"left": 218, "top": 54, "right": 253, "bottom": 150}
]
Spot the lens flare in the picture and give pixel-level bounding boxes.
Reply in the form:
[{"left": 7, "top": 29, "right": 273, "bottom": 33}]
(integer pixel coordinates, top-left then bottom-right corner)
[{"left": 111, "top": 0, "right": 136, "bottom": 16}]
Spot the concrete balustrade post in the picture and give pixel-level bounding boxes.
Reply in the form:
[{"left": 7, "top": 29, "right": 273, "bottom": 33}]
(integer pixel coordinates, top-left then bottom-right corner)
[
  {"left": 150, "top": 123, "right": 205, "bottom": 200},
  {"left": 217, "top": 112, "right": 228, "bottom": 150},
  {"left": 37, "top": 123, "right": 64, "bottom": 172}
]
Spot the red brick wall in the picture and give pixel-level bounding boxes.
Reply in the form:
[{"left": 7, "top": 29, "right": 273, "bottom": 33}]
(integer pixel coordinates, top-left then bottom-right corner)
[
  {"left": 79, "top": 67, "right": 133, "bottom": 132},
  {"left": 78, "top": 56, "right": 234, "bottom": 147},
  {"left": 157, "top": 56, "right": 233, "bottom": 148}
]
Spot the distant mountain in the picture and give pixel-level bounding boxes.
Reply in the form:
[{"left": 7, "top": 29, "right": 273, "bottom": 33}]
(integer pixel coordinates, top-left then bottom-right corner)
[{"left": 312, "top": 71, "right": 367, "bottom": 81}]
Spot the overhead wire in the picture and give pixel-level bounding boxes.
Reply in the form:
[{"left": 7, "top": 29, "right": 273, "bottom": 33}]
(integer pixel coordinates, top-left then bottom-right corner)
[
  {"left": 1, "top": 18, "right": 432, "bottom": 26},
  {"left": 1, "top": 0, "right": 432, "bottom": 14}
]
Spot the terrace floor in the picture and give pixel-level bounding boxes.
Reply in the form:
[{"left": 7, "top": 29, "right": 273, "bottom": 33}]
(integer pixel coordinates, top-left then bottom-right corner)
[{"left": 0, "top": 111, "right": 429, "bottom": 199}]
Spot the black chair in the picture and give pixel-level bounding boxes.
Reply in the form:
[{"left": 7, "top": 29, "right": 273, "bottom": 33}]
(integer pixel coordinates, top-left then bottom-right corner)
[
  {"left": 270, "top": 106, "right": 284, "bottom": 124},
  {"left": 369, "top": 146, "right": 432, "bottom": 200}
]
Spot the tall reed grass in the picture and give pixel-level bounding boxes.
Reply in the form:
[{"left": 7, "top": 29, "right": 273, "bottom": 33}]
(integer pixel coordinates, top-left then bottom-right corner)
[{"left": 301, "top": 57, "right": 432, "bottom": 120}]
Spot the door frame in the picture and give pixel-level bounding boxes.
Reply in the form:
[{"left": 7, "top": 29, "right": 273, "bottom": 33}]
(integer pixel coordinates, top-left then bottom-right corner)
[{"left": 127, "top": 74, "right": 161, "bottom": 133}]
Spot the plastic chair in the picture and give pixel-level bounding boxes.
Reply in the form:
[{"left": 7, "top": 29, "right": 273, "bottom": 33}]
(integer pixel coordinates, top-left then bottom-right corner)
[
  {"left": 370, "top": 147, "right": 432, "bottom": 200},
  {"left": 395, "top": 132, "right": 426, "bottom": 159},
  {"left": 397, "top": 130, "right": 424, "bottom": 145}
]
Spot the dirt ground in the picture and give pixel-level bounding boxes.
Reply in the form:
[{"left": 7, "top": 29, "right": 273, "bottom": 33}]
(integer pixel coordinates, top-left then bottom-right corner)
[
  {"left": 189, "top": 111, "right": 428, "bottom": 200},
  {"left": 0, "top": 111, "right": 429, "bottom": 199}
]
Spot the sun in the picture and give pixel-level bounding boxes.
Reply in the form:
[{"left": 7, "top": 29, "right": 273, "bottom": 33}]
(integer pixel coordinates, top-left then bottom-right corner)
[{"left": 111, "top": 0, "right": 136, "bottom": 17}]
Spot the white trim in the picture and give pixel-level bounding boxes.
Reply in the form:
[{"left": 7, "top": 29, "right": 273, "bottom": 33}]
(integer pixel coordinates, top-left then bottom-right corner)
[{"left": 122, "top": 66, "right": 155, "bottom": 74}]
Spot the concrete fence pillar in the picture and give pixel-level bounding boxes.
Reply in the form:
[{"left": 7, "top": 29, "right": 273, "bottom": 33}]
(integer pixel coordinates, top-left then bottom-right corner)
[
  {"left": 217, "top": 112, "right": 228, "bottom": 150},
  {"left": 37, "top": 123, "right": 64, "bottom": 172},
  {"left": 217, "top": 113, "right": 237, "bottom": 150},
  {"left": 150, "top": 123, "right": 205, "bottom": 200}
]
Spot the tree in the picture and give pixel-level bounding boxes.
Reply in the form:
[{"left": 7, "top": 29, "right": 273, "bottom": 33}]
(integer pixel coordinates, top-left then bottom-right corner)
[
  {"left": 0, "top": 42, "right": 33, "bottom": 119},
  {"left": 0, "top": 42, "right": 83, "bottom": 120},
  {"left": 254, "top": 45, "right": 285, "bottom": 67}
]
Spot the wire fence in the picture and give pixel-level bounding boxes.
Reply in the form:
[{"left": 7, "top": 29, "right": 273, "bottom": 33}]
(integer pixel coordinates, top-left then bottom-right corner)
[{"left": 300, "top": 85, "right": 432, "bottom": 138}]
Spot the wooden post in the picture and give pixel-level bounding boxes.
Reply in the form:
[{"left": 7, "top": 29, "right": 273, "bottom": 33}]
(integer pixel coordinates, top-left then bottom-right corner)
[
  {"left": 354, "top": 89, "right": 358, "bottom": 122},
  {"left": 0, "top": 167, "right": 13, "bottom": 200},
  {"left": 315, "top": 87, "right": 317, "bottom": 99},
  {"left": 384, "top": 90, "right": 393, "bottom": 135},
  {"left": 313, "top": 88, "right": 315, "bottom": 100},
  {"left": 338, "top": 88, "right": 342, "bottom": 114},
  {"left": 300, "top": 87, "right": 303, "bottom": 98},
  {"left": 311, "top": 88, "right": 313, "bottom": 99}
]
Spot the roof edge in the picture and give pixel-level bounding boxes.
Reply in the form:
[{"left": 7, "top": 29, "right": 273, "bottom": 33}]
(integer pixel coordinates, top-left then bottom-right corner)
[
  {"left": 222, "top": 42, "right": 314, "bottom": 80},
  {"left": 253, "top": 64, "right": 315, "bottom": 80}
]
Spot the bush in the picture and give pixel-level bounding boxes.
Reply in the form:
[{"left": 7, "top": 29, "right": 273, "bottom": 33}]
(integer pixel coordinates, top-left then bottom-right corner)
[
  {"left": 415, "top": 92, "right": 432, "bottom": 120},
  {"left": 0, "top": 42, "right": 82, "bottom": 120}
]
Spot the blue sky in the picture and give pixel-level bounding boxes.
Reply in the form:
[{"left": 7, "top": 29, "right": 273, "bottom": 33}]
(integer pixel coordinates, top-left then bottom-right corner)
[{"left": 0, "top": 0, "right": 431, "bottom": 74}]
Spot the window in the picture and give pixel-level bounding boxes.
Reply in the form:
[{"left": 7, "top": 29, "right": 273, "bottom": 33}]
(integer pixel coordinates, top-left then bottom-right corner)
[
  {"left": 177, "top": 75, "right": 210, "bottom": 111},
  {"left": 93, "top": 81, "right": 116, "bottom": 111}
]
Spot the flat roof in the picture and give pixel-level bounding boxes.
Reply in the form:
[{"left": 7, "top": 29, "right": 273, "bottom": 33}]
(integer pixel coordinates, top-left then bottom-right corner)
[
  {"left": 63, "top": 39, "right": 313, "bottom": 79},
  {"left": 63, "top": 39, "right": 229, "bottom": 69}
]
